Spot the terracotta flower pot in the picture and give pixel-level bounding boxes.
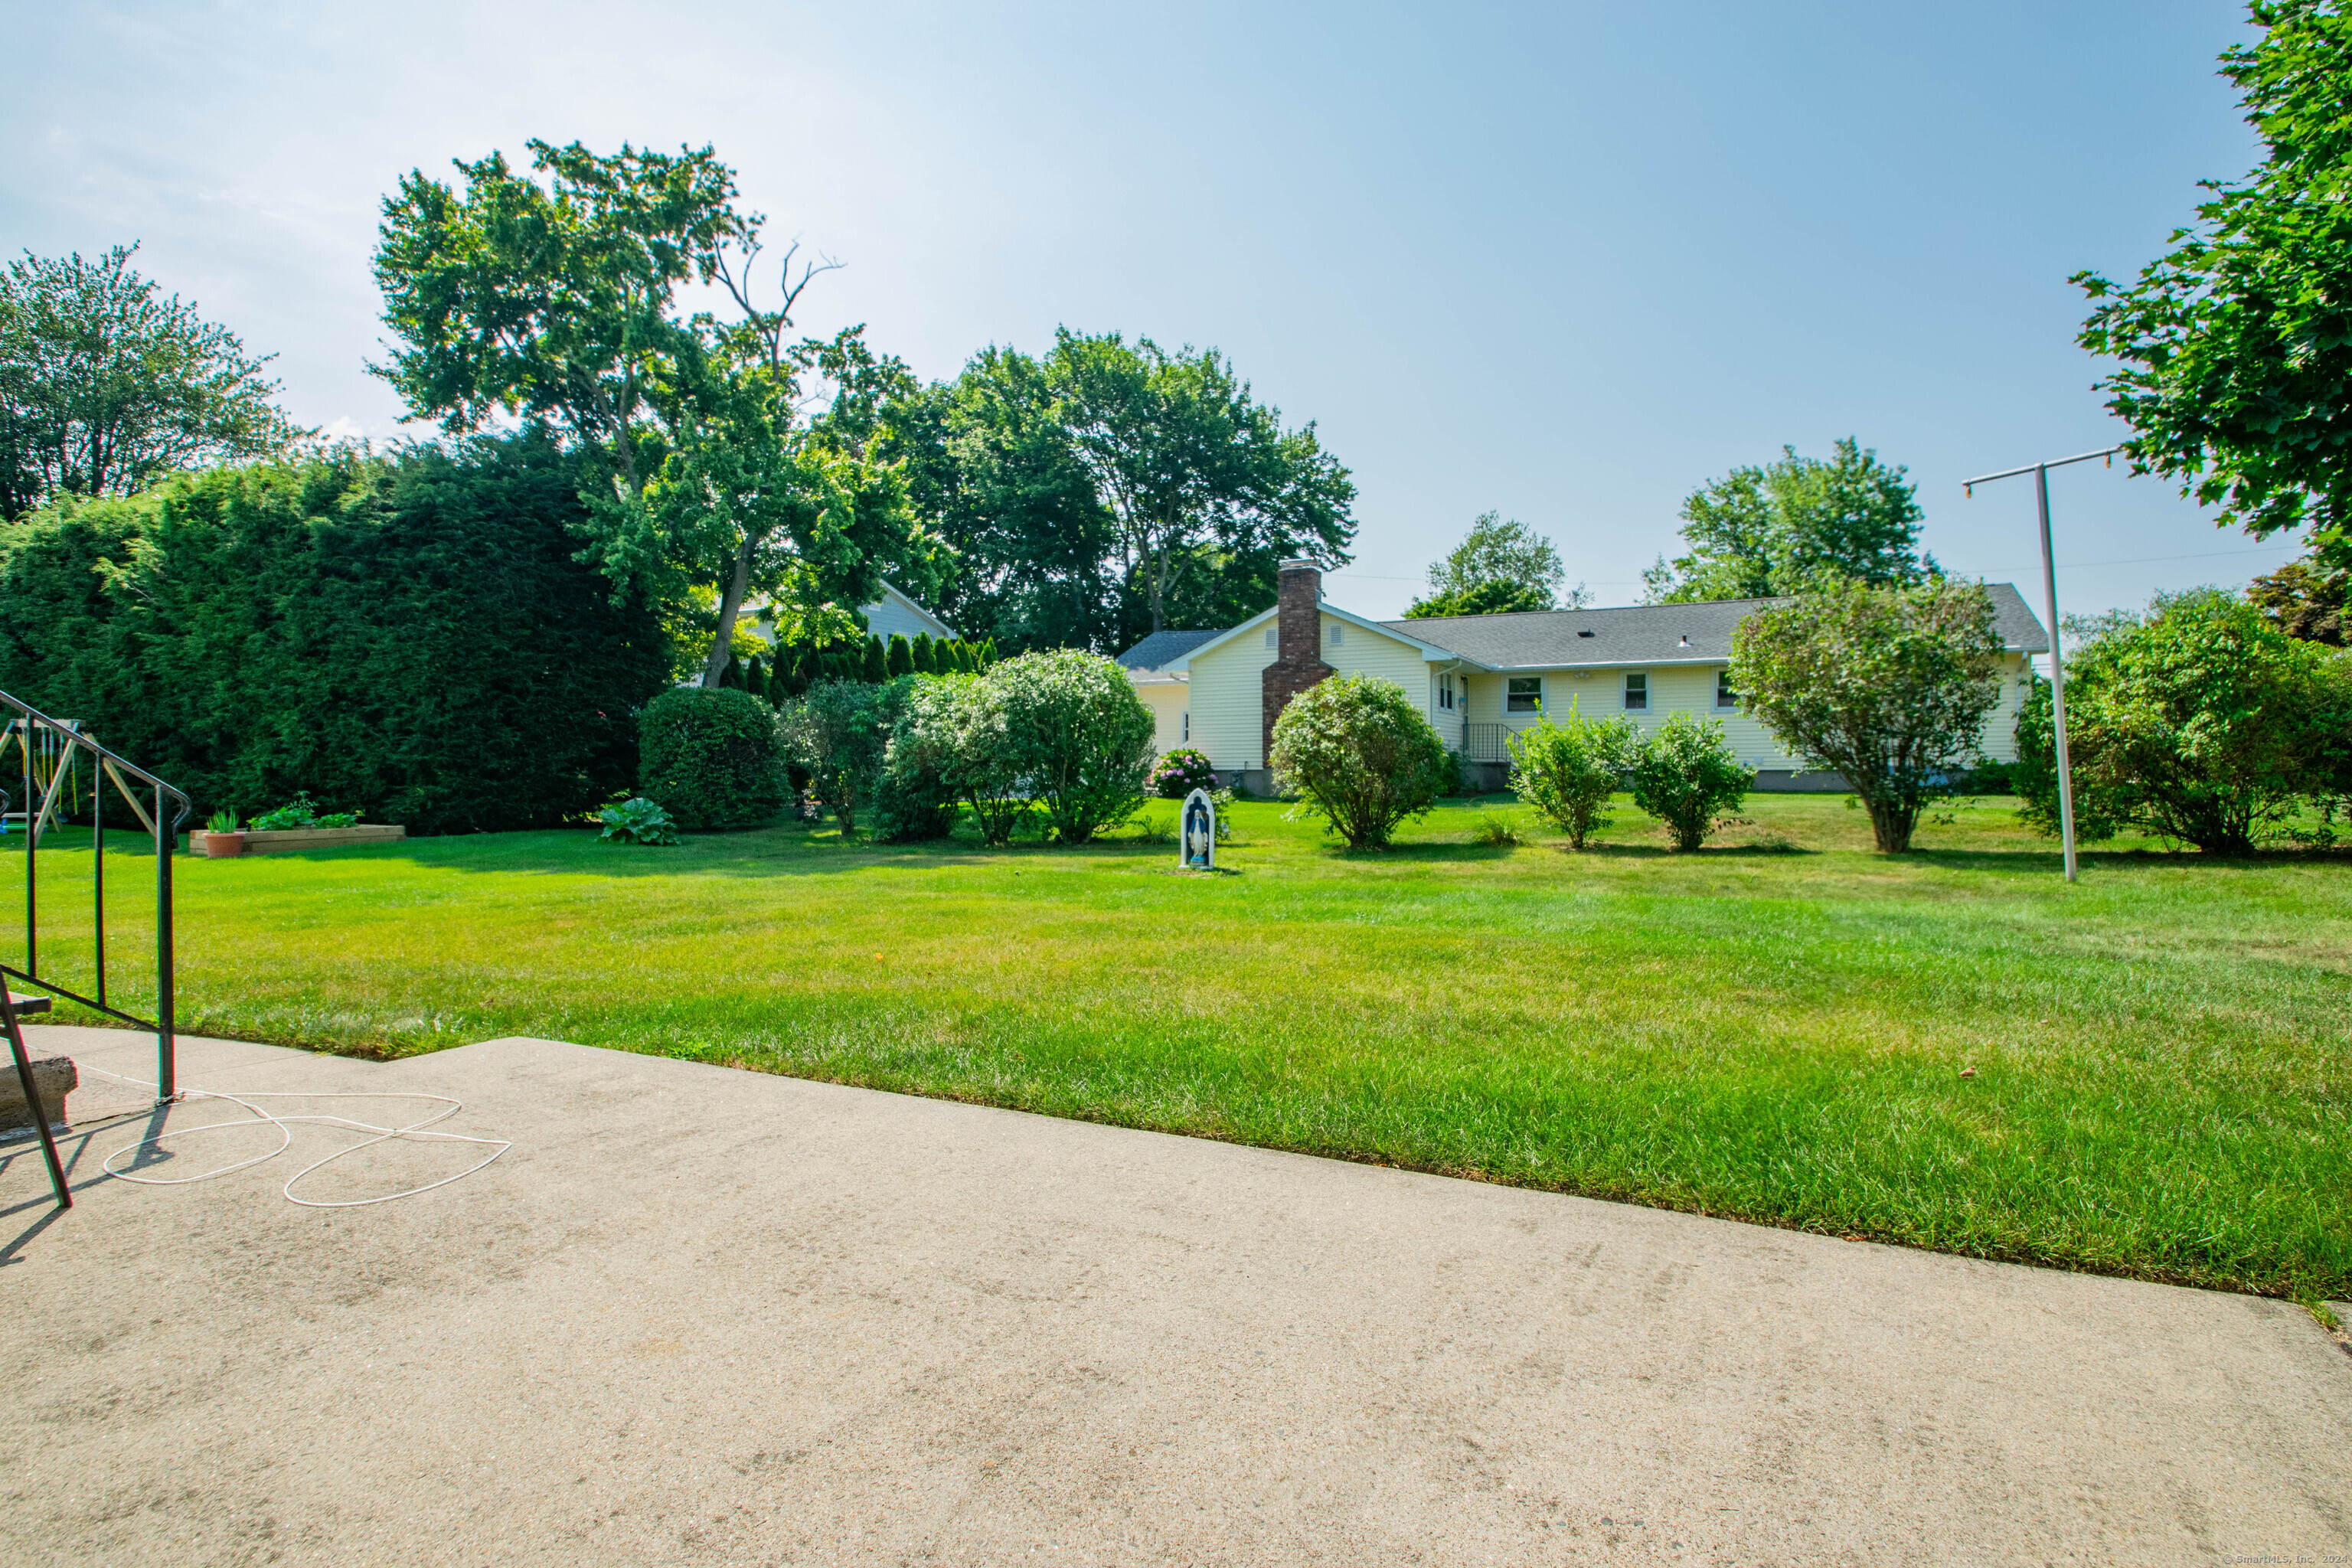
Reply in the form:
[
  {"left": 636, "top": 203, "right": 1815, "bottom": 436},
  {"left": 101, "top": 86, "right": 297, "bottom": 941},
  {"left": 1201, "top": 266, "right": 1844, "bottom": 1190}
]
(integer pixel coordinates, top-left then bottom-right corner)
[{"left": 201, "top": 831, "right": 247, "bottom": 859}]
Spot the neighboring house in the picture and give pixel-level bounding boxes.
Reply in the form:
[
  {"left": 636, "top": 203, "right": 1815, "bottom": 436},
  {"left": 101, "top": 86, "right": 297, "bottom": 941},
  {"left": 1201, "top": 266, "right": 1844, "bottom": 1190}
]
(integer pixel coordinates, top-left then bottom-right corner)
[
  {"left": 1114, "top": 630, "right": 1221, "bottom": 756},
  {"left": 858, "top": 581, "right": 961, "bottom": 645},
  {"left": 1136, "top": 559, "right": 2049, "bottom": 792},
  {"left": 744, "top": 580, "right": 960, "bottom": 652}
]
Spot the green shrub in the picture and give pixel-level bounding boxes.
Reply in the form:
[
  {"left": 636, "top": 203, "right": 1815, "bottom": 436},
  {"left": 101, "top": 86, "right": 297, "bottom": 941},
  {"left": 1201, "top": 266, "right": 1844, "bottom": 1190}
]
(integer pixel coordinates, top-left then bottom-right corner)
[
  {"left": 250, "top": 794, "right": 343, "bottom": 831},
  {"left": 1730, "top": 577, "right": 2004, "bottom": 852},
  {"left": 927, "top": 672, "right": 1032, "bottom": 845},
  {"left": 598, "top": 796, "right": 680, "bottom": 845},
  {"left": 991, "top": 648, "right": 1155, "bottom": 844},
  {"left": 870, "top": 676, "right": 961, "bottom": 841},
  {"left": 638, "top": 687, "right": 789, "bottom": 830},
  {"left": 1507, "top": 698, "right": 1637, "bottom": 850},
  {"left": 910, "top": 632, "right": 936, "bottom": 675},
  {"left": 887, "top": 635, "right": 914, "bottom": 678},
  {"left": 0, "top": 439, "right": 670, "bottom": 834},
  {"left": 1628, "top": 712, "right": 1754, "bottom": 851},
  {"left": 861, "top": 637, "right": 888, "bottom": 683},
  {"left": 2015, "top": 589, "right": 2352, "bottom": 851},
  {"left": 1269, "top": 672, "right": 1452, "bottom": 848},
  {"left": 779, "top": 679, "right": 887, "bottom": 835},
  {"left": 1468, "top": 808, "right": 1525, "bottom": 846}
]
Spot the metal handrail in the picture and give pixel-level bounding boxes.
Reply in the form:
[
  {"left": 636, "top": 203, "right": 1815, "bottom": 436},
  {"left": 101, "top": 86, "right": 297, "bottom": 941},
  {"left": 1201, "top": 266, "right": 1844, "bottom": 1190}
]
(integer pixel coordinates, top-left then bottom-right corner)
[
  {"left": 1463, "top": 722, "right": 1511, "bottom": 764},
  {"left": 2, "top": 688, "right": 191, "bottom": 1112}
]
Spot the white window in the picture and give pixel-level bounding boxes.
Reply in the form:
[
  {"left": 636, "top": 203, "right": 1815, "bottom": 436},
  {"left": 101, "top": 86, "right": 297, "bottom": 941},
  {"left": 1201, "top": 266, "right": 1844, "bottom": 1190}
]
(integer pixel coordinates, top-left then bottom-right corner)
[
  {"left": 1507, "top": 677, "right": 1542, "bottom": 714},
  {"left": 1437, "top": 673, "right": 1455, "bottom": 711},
  {"left": 1181, "top": 710, "right": 1189, "bottom": 743},
  {"left": 1264, "top": 625, "right": 1277, "bottom": 648},
  {"left": 1715, "top": 670, "right": 1737, "bottom": 709},
  {"left": 1623, "top": 672, "right": 1648, "bottom": 711},
  {"left": 1327, "top": 621, "right": 1344, "bottom": 646}
]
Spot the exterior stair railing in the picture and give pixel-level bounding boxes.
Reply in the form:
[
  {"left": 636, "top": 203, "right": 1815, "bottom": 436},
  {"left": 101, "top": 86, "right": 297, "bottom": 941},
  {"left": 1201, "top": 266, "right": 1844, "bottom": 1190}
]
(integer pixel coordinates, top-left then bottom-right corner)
[
  {"left": 2, "top": 689, "right": 193, "bottom": 1209},
  {"left": 1462, "top": 723, "right": 1512, "bottom": 764}
]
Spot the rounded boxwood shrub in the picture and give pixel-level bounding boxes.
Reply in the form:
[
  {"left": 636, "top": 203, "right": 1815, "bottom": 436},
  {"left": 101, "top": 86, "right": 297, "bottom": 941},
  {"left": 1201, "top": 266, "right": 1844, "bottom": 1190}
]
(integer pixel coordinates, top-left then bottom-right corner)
[
  {"left": 1269, "top": 672, "right": 1452, "bottom": 848},
  {"left": 638, "top": 686, "right": 789, "bottom": 830}
]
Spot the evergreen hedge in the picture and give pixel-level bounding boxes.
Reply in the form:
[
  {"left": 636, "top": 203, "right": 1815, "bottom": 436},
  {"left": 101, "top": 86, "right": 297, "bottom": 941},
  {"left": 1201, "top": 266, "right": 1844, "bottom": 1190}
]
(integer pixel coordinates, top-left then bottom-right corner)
[
  {"left": 637, "top": 686, "right": 789, "bottom": 830},
  {"left": 0, "top": 439, "right": 671, "bottom": 833}
]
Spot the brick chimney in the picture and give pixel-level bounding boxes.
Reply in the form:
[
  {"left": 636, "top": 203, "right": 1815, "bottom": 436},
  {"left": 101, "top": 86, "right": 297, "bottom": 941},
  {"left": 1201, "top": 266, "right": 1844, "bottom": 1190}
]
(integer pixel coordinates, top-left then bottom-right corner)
[{"left": 1261, "top": 558, "right": 1334, "bottom": 763}]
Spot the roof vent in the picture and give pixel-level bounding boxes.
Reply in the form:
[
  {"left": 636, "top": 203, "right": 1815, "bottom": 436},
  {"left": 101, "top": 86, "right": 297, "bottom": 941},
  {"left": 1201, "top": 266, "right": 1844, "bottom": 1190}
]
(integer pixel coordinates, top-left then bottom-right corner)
[
  {"left": 1679, "top": 635, "right": 1690, "bottom": 647},
  {"left": 1576, "top": 629, "right": 1596, "bottom": 639}
]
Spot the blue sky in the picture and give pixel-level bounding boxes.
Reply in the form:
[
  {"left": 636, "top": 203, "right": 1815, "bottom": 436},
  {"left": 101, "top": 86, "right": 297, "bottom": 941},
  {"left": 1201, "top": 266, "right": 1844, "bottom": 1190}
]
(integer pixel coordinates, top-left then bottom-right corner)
[{"left": 3, "top": 2, "right": 2292, "bottom": 623}]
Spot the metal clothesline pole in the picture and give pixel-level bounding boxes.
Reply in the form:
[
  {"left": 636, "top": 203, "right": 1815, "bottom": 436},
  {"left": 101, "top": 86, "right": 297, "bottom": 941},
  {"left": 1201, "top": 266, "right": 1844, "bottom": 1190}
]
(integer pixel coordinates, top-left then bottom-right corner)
[{"left": 1962, "top": 444, "right": 2122, "bottom": 884}]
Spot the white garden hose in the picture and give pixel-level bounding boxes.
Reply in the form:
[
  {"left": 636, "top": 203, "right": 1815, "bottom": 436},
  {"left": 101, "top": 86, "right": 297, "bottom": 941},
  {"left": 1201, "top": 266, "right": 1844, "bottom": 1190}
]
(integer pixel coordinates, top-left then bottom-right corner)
[{"left": 81, "top": 1063, "right": 511, "bottom": 1208}]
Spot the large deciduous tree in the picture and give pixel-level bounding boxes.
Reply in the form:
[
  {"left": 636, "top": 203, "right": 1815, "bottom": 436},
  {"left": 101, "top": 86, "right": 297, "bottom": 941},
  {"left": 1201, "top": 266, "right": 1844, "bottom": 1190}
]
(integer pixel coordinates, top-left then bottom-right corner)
[
  {"left": 0, "top": 245, "right": 299, "bottom": 519},
  {"left": 883, "top": 331, "right": 1356, "bottom": 653},
  {"left": 372, "top": 139, "right": 937, "bottom": 684},
  {"left": 1406, "top": 511, "right": 1585, "bottom": 617},
  {"left": 1730, "top": 577, "right": 2005, "bottom": 852},
  {"left": 884, "top": 348, "right": 1121, "bottom": 653},
  {"left": 1645, "top": 439, "right": 1930, "bottom": 604},
  {"left": 2074, "top": 2, "right": 2352, "bottom": 559}
]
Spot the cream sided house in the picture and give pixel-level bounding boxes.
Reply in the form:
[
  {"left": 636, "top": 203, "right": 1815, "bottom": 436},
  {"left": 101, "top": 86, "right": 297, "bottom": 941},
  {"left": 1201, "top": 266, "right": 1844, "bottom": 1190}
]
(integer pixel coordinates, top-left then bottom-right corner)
[
  {"left": 742, "top": 580, "right": 960, "bottom": 654},
  {"left": 1120, "top": 560, "right": 2050, "bottom": 793}
]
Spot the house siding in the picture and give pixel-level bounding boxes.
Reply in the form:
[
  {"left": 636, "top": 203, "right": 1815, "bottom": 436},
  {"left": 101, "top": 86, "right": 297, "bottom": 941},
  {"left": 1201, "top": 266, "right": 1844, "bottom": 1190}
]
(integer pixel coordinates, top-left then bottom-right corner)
[
  {"left": 1465, "top": 655, "right": 2032, "bottom": 769},
  {"left": 865, "top": 587, "right": 956, "bottom": 643},
  {"left": 1135, "top": 681, "right": 1189, "bottom": 756},
  {"left": 1187, "top": 617, "right": 1281, "bottom": 770},
  {"left": 1187, "top": 612, "right": 1437, "bottom": 771}
]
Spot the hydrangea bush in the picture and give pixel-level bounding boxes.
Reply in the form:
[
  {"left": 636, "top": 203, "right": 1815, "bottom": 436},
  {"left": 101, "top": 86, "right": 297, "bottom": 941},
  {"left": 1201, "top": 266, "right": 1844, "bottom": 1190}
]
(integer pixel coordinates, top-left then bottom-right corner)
[{"left": 1148, "top": 748, "right": 1218, "bottom": 799}]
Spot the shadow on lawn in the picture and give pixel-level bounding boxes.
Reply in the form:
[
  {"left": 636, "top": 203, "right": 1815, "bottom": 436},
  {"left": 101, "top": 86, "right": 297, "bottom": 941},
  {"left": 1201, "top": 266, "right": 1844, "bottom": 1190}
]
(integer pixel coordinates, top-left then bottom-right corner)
[{"left": 167, "top": 822, "right": 1233, "bottom": 884}]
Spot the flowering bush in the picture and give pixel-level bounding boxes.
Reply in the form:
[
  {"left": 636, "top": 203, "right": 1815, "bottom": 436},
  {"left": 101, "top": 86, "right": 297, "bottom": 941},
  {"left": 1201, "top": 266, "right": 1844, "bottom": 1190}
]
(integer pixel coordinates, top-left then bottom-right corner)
[{"left": 1148, "top": 748, "right": 1218, "bottom": 799}]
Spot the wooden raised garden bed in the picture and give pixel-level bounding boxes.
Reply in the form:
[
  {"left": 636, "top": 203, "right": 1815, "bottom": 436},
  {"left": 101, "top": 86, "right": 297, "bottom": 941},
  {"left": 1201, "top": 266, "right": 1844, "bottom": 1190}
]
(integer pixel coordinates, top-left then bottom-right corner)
[{"left": 191, "top": 825, "right": 407, "bottom": 855}]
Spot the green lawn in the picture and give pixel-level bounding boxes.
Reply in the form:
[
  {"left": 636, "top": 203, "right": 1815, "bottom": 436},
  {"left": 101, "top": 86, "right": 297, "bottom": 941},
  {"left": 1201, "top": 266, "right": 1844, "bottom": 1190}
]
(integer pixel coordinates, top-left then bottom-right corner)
[{"left": 12, "top": 792, "right": 2348, "bottom": 1302}]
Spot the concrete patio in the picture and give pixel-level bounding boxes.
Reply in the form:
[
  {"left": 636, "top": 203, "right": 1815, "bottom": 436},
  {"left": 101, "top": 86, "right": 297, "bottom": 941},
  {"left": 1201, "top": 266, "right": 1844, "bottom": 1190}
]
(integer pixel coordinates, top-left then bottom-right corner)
[{"left": 3, "top": 1024, "right": 2347, "bottom": 1565}]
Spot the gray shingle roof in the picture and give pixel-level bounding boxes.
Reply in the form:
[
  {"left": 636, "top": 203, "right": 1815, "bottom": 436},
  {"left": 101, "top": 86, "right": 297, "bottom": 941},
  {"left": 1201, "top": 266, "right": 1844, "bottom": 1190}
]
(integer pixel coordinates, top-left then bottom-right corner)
[
  {"left": 1115, "top": 629, "right": 1223, "bottom": 673},
  {"left": 1378, "top": 583, "right": 2048, "bottom": 668}
]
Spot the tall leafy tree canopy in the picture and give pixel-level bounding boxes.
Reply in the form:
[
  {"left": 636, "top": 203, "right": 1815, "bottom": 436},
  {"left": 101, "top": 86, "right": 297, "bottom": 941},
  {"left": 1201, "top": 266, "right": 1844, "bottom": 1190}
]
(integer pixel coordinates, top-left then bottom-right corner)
[
  {"left": 372, "top": 139, "right": 938, "bottom": 684},
  {"left": 884, "top": 330, "right": 1355, "bottom": 653},
  {"left": 2075, "top": 1, "right": 2352, "bottom": 561},
  {"left": 1405, "top": 511, "right": 1584, "bottom": 617},
  {"left": 1645, "top": 438, "right": 1930, "bottom": 603},
  {"left": 0, "top": 245, "right": 299, "bottom": 520}
]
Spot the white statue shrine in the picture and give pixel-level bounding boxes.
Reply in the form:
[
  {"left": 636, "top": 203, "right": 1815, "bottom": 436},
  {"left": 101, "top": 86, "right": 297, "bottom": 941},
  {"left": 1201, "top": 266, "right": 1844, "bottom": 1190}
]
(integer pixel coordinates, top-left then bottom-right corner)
[{"left": 1179, "top": 787, "right": 1217, "bottom": 871}]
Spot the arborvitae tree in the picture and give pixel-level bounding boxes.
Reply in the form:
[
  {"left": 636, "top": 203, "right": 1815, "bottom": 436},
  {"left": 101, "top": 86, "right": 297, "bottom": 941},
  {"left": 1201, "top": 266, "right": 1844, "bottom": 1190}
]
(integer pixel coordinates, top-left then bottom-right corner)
[
  {"left": 742, "top": 655, "right": 766, "bottom": 701},
  {"left": 910, "top": 632, "right": 936, "bottom": 674},
  {"left": 887, "top": 633, "right": 914, "bottom": 677},
  {"left": 784, "top": 643, "right": 814, "bottom": 701},
  {"left": 862, "top": 635, "right": 889, "bottom": 683}
]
